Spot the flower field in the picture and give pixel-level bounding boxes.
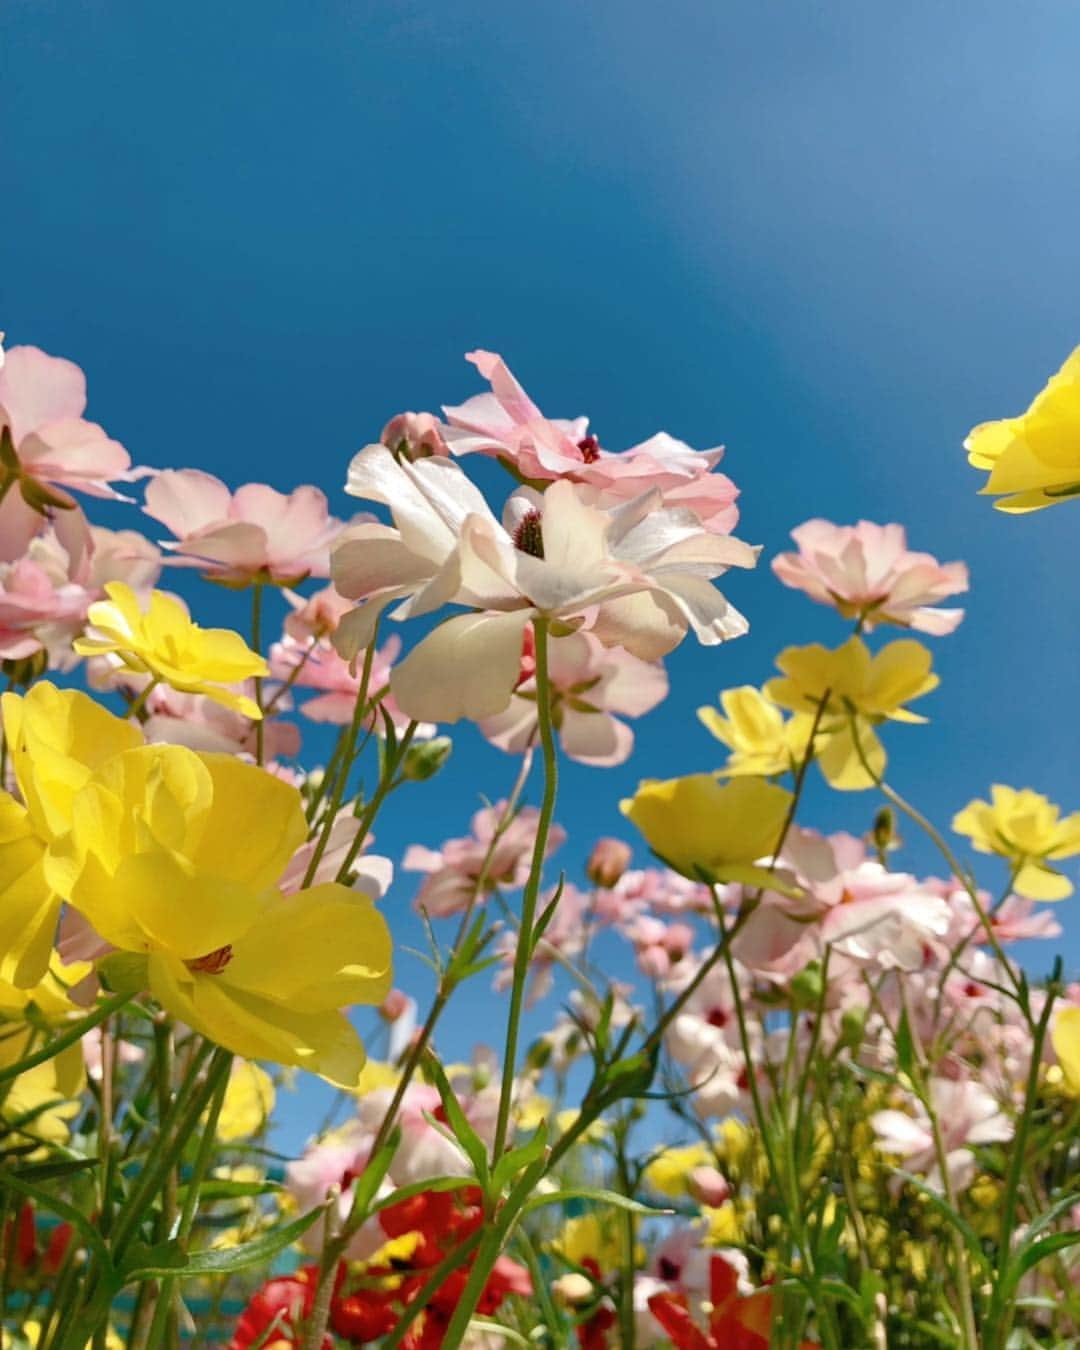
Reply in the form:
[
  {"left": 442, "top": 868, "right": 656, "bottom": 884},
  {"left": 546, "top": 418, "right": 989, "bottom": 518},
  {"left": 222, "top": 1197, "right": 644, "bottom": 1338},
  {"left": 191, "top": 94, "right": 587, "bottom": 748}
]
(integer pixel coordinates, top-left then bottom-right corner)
[{"left": 0, "top": 338, "right": 1078, "bottom": 1348}]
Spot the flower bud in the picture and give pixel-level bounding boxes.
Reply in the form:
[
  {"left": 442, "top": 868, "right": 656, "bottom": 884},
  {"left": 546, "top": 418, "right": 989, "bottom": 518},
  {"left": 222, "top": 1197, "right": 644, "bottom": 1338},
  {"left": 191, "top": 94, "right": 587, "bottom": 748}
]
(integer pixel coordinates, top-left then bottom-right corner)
[
  {"left": 378, "top": 989, "right": 412, "bottom": 1022},
  {"left": 687, "top": 1164, "right": 731, "bottom": 1208},
  {"left": 789, "top": 960, "right": 824, "bottom": 1007},
  {"left": 401, "top": 736, "right": 453, "bottom": 782},
  {"left": 587, "top": 837, "right": 632, "bottom": 889},
  {"left": 552, "top": 1273, "right": 594, "bottom": 1306},
  {"left": 839, "top": 1005, "right": 867, "bottom": 1049}
]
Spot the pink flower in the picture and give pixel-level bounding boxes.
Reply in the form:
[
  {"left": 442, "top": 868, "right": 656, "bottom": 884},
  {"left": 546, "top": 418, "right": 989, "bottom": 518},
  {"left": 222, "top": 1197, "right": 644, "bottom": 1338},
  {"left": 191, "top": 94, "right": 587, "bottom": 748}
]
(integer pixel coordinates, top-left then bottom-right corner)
[
  {"left": 280, "top": 812, "right": 393, "bottom": 898},
  {"left": 441, "top": 351, "right": 740, "bottom": 532},
  {"left": 143, "top": 469, "right": 346, "bottom": 584},
  {"left": 586, "top": 837, "right": 633, "bottom": 889},
  {"left": 479, "top": 627, "right": 668, "bottom": 766},
  {"left": 380, "top": 411, "right": 449, "bottom": 459},
  {"left": 0, "top": 345, "right": 136, "bottom": 561},
  {"left": 626, "top": 916, "right": 696, "bottom": 979},
  {"left": 332, "top": 446, "right": 756, "bottom": 725},
  {"left": 0, "top": 557, "right": 84, "bottom": 660},
  {"left": 772, "top": 520, "right": 968, "bottom": 635},
  {"left": 142, "top": 683, "right": 301, "bottom": 760},
  {"left": 403, "top": 802, "right": 566, "bottom": 918},
  {"left": 268, "top": 629, "right": 420, "bottom": 733},
  {"left": 871, "top": 1078, "right": 1012, "bottom": 1192}
]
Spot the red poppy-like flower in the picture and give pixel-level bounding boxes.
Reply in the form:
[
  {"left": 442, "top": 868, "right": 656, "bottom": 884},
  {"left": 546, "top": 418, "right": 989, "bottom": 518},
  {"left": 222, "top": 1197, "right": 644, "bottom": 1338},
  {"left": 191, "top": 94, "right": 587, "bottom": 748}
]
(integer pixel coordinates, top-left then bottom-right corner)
[{"left": 647, "top": 1254, "right": 819, "bottom": 1350}]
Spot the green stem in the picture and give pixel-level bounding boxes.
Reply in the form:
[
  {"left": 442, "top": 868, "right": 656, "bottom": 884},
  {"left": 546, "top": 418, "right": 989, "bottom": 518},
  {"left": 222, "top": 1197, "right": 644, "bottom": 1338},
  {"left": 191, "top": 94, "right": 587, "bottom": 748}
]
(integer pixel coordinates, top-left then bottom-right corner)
[
  {"left": 0, "top": 993, "right": 133, "bottom": 1087},
  {"left": 492, "top": 616, "right": 559, "bottom": 1161}
]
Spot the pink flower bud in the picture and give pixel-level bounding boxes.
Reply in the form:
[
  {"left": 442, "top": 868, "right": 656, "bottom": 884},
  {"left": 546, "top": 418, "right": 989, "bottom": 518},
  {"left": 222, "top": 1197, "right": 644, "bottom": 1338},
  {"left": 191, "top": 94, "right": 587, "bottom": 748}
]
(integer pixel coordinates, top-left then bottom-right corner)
[
  {"left": 587, "top": 837, "right": 632, "bottom": 889},
  {"left": 687, "top": 1164, "right": 731, "bottom": 1207},
  {"left": 379, "top": 989, "right": 411, "bottom": 1023}
]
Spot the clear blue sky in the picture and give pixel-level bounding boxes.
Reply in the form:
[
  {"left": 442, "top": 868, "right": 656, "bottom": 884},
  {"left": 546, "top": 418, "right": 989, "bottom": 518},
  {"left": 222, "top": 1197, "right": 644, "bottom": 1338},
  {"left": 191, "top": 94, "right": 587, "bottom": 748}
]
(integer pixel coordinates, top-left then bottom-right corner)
[{"left": 4, "top": 0, "right": 1079, "bottom": 1148}]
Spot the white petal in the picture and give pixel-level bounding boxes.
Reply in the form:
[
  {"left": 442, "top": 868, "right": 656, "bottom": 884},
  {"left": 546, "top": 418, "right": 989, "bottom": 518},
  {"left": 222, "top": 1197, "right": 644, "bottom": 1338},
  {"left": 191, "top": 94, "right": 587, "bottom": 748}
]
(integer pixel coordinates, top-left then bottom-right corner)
[{"left": 390, "top": 610, "right": 533, "bottom": 723}]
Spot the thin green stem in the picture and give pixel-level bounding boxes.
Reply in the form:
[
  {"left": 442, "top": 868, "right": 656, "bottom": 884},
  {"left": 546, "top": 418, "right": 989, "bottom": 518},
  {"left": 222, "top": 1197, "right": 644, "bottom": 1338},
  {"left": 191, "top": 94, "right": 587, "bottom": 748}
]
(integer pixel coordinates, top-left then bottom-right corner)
[
  {"left": 0, "top": 993, "right": 133, "bottom": 1087},
  {"left": 492, "top": 616, "right": 559, "bottom": 1161}
]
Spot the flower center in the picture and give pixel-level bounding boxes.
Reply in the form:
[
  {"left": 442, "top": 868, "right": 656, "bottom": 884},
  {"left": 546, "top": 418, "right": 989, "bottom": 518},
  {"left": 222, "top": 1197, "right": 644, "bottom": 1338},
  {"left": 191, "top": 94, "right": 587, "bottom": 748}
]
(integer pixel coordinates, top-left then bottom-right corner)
[
  {"left": 187, "top": 944, "right": 233, "bottom": 975},
  {"left": 512, "top": 509, "right": 545, "bottom": 559},
  {"left": 577, "top": 434, "right": 600, "bottom": 464}
]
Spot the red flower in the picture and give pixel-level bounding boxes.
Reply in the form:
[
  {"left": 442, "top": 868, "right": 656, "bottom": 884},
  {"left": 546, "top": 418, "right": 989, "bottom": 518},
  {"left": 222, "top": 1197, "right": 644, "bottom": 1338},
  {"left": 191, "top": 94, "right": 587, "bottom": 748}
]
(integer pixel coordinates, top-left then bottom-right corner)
[
  {"left": 647, "top": 1254, "right": 819, "bottom": 1350},
  {"left": 230, "top": 1266, "right": 334, "bottom": 1350}
]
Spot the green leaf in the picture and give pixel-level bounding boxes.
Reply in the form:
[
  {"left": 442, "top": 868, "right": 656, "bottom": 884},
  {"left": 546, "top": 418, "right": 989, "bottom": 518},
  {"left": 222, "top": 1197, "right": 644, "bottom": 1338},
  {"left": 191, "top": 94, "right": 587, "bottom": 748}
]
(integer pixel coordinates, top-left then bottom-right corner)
[
  {"left": 345, "top": 1126, "right": 400, "bottom": 1222},
  {"left": 369, "top": 1175, "right": 475, "bottom": 1216},
  {"left": 522, "top": 1186, "right": 670, "bottom": 1219},
  {"left": 531, "top": 877, "right": 566, "bottom": 954},
  {"left": 490, "top": 1122, "right": 549, "bottom": 1199},
  {"left": 13, "top": 1156, "right": 99, "bottom": 1183},
  {"left": 121, "top": 1207, "right": 322, "bottom": 1282},
  {"left": 174, "top": 1177, "right": 283, "bottom": 1203},
  {"left": 895, "top": 1008, "right": 915, "bottom": 1077},
  {"left": 423, "top": 1053, "right": 489, "bottom": 1186},
  {"left": 1010, "top": 1230, "right": 1080, "bottom": 1287},
  {"left": 0, "top": 1168, "right": 113, "bottom": 1275}
]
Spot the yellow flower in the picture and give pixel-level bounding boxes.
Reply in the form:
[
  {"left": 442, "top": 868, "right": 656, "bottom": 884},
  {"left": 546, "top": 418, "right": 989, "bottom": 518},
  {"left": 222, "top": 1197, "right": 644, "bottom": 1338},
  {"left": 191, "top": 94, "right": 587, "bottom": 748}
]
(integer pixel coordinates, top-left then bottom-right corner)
[
  {"left": 621, "top": 774, "right": 793, "bottom": 887},
  {"left": 1051, "top": 1007, "right": 1080, "bottom": 1096},
  {"left": 0, "top": 962, "right": 89, "bottom": 1149},
  {"left": 352, "top": 1058, "right": 401, "bottom": 1098},
  {"left": 698, "top": 686, "right": 816, "bottom": 777},
  {"left": 965, "top": 347, "right": 1080, "bottom": 512},
  {"left": 552, "top": 1212, "right": 633, "bottom": 1270},
  {"left": 952, "top": 785, "right": 1080, "bottom": 900},
  {"left": 701, "top": 1201, "right": 741, "bottom": 1246},
  {"left": 74, "top": 582, "right": 267, "bottom": 717},
  {"left": 642, "top": 1142, "right": 713, "bottom": 1198},
  {"left": 216, "top": 1061, "right": 276, "bottom": 1141},
  {"left": 43, "top": 742, "right": 392, "bottom": 1085},
  {"left": 765, "top": 637, "right": 938, "bottom": 790},
  {"left": 0, "top": 684, "right": 142, "bottom": 987}
]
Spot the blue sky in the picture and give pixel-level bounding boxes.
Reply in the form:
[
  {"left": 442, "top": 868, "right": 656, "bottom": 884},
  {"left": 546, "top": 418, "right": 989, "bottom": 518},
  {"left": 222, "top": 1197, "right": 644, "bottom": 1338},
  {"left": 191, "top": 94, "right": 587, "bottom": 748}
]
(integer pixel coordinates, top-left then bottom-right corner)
[{"left": 4, "top": 1, "right": 1080, "bottom": 1147}]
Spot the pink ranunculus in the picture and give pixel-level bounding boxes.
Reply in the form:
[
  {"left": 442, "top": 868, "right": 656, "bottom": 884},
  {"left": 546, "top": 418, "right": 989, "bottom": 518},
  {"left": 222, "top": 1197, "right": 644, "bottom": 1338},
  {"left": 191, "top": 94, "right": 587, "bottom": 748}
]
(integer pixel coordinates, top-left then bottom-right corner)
[
  {"left": 586, "top": 837, "right": 634, "bottom": 890},
  {"left": 331, "top": 442, "right": 757, "bottom": 725},
  {"left": 871, "top": 1077, "right": 1012, "bottom": 1193},
  {"left": 479, "top": 626, "right": 668, "bottom": 766},
  {"left": 0, "top": 557, "right": 84, "bottom": 660},
  {"left": 142, "top": 683, "right": 301, "bottom": 761},
  {"left": 143, "top": 469, "right": 347, "bottom": 585},
  {"left": 280, "top": 811, "right": 393, "bottom": 899},
  {"left": 440, "top": 352, "right": 740, "bottom": 532},
  {"left": 771, "top": 519, "right": 968, "bottom": 635},
  {"left": 380, "top": 411, "right": 450, "bottom": 459},
  {"left": 268, "top": 629, "right": 422, "bottom": 734},
  {"left": 626, "top": 916, "right": 697, "bottom": 980},
  {"left": 403, "top": 802, "right": 566, "bottom": 918},
  {"left": 0, "top": 345, "right": 137, "bottom": 561},
  {"left": 282, "top": 584, "right": 354, "bottom": 642}
]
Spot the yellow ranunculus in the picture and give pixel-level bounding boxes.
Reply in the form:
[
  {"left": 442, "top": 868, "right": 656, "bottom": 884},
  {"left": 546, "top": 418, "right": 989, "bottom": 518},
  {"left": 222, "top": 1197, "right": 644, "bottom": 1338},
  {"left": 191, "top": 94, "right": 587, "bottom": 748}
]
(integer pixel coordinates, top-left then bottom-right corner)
[
  {"left": 0, "top": 683, "right": 143, "bottom": 986},
  {"left": 642, "top": 1142, "right": 713, "bottom": 1197},
  {"left": 1051, "top": 1007, "right": 1080, "bottom": 1097},
  {"left": 952, "top": 785, "right": 1080, "bottom": 900},
  {"left": 765, "top": 637, "right": 937, "bottom": 791},
  {"left": 698, "top": 685, "right": 816, "bottom": 777},
  {"left": 966, "top": 347, "right": 1080, "bottom": 512},
  {"left": 0, "top": 961, "right": 89, "bottom": 1149},
  {"left": 620, "top": 774, "right": 793, "bottom": 886},
  {"left": 216, "top": 1060, "right": 276, "bottom": 1141},
  {"left": 43, "top": 743, "right": 392, "bottom": 1085},
  {"left": 73, "top": 582, "right": 267, "bottom": 717}
]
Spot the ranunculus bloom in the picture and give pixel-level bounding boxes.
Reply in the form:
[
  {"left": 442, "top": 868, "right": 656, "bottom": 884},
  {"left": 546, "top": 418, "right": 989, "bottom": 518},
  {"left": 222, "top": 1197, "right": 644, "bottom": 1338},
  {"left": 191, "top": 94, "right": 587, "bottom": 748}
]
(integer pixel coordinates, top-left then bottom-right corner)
[
  {"left": 952, "top": 785, "right": 1080, "bottom": 900},
  {"left": 0, "top": 345, "right": 136, "bottom": 562},
  {"left": 965, "top": 346, "right": 1080, "bottom": 512},
  {"left": 404, "top": 801, "right": 566, "bottom": 917},
  {"left": 143, "top": 469, "right": 344, "bottom": 584},
  {"left": 0, "top": 557, "right": 85, "bottom": 660},
  {"left": 269, "top": 629, "right": 419, "bottom": 733},
  {"left": 698, "top": 685, "right": 815, "bottom": 777},
  {"left": 871, "top": 1078, "right": 1012, "bottom": 1193},
  {"left": 142, "top": 684, "right": 301, "bottom": 760},
  {"left": 765, "top": 636, "right": 938, "bottom": 790},
  {"left": 441, "top": 351, "right": 740, "bottom": 532},
  {"left": 74, "top": 581, "right": 268, "bottom": 717},
  {"left": 479, "top": 627, "right": 668, "bottom": 766},
  {"left": 1052, "top": 1006, "right": 1080, "bottom": 1097},
  {"left": 332, "top": 445, "right": 757, "bottom": 724},
  {"left": 4, "top": 685, "right": 392, "bottom": 1082},
  {"left": 772, "top": 520, "right": 968, "bottom": 635},
  {"left": 621, "top": 774, "right": 793, "bottom": 887}
]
